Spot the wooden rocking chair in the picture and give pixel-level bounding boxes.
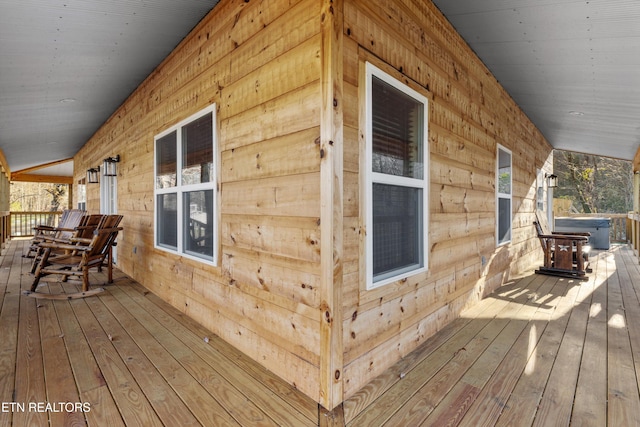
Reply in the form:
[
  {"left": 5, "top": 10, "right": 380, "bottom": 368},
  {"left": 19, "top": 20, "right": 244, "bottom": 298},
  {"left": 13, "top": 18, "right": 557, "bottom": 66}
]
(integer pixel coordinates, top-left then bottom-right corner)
[
  {"left": 24, "top": 208, "right": 86, "bottom": 258},
  {"left": 29, "top": 214, "right": 106, "bottom": 274},
  {"left": 534, "top": 212, "right": 591, "bottom": 280},
  {"left": 28, "top": 215, "right": 123, "bottom": 296}
]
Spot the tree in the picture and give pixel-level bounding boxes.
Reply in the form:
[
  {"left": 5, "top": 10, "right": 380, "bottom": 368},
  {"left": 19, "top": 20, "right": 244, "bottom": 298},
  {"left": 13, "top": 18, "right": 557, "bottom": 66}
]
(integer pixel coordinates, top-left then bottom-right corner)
[
  {"left": 10, "top": 182, "right": 69, "bottom": 212},
  {"left": 554, "top": 150, "right": 632, "bottom": 214},
  {"left": 45, "top": 184, "right": 67, "bottom": 211}
]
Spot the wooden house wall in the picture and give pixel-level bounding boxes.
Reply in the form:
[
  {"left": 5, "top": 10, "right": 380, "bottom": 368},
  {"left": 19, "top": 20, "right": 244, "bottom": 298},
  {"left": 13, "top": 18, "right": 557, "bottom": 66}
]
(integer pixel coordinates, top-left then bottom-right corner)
[
  {"left": 340, "top": 0, "right": 553, "bottom": 398},
  {"left": 73, "top": 0, "right": 554, "bottom": 408},
  {"left": 74, "top": 0, "right": 326, "bottom": 402}
]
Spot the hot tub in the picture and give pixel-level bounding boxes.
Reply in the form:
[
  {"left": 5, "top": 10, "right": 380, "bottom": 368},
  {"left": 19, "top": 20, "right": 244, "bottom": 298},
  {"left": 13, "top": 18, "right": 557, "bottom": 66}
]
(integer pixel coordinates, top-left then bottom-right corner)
[{"left": 554, "top": 217, "right": 611, "bottom": 250}]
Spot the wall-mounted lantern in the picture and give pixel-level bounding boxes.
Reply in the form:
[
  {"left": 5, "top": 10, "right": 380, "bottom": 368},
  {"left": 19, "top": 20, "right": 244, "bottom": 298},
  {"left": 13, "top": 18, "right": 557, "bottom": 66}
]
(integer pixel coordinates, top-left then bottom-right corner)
[
  {"left": 546, "top": 173, "right": 558, "bottom": 188},
  {"left": 103, "top": 155, "right": 120, "bottom": 177},
  {"left": 87, "top": 167, "right": 100, "bottom": 184}
]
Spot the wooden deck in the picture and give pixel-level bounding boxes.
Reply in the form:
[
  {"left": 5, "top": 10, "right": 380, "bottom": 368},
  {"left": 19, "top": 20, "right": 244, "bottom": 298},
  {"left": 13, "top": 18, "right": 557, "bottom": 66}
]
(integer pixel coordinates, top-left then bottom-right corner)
[
  {"left": 2, "top": 239, "right": 640, "bottom": 426},
  {"left": 0, "top": 239, "right": 318, "bottom": 427},
  {"left": 343, "top": 244, "right": 640, "bottom": 426}
]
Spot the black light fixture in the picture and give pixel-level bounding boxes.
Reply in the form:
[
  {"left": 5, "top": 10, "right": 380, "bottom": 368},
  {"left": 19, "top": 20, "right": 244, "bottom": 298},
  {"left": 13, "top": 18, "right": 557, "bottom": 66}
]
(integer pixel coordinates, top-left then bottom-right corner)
[
  {"left": 103, "top": 155, "right": 120, "bottom": 177},
  {"left": 546, "top": 173, "right": 558, "bottom": 188},
  {"left": 87, "top": 167, "right": 100, "bottom": 184}
]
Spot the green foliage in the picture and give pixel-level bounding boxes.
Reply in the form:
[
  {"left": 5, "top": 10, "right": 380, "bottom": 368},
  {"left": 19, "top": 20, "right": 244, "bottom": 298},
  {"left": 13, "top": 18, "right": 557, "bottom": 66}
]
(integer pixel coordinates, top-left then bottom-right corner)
[{"left": 554, "top": 150, "right": 632, "bottom": 213}]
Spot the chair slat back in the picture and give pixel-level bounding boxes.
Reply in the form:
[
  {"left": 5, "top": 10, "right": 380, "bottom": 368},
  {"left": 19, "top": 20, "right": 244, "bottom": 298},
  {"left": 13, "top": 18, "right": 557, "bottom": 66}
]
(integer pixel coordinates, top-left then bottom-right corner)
[
  {"left": 534, "top": 212, "right": 550, "bottom": 252},
  {"left": 62, "top": 209, "right": 86, "bottom": 226},
  {"left": 86, "top": 215, "right": 123, "bottom": 259},
  {"left": 56, "top": 209, "right": 87, "bottom": 240},
  {"left": 75, "top": 214, "right": 106, "bottom": 240},
  {"left": 535, "top": 212, "right": 552, "bottom": 235}
]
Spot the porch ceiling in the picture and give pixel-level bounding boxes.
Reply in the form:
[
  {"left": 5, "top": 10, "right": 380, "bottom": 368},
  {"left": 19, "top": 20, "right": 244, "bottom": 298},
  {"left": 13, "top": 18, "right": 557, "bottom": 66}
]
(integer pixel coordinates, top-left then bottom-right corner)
[
  {"left": 0, "top": 0, "right": 218, "bottom": 176},
  {"left": 431, "top": 0, "right": 640, "bottom": 161},
  {"left": 0, "top": 1, "right": 639, "bottom": 178}
]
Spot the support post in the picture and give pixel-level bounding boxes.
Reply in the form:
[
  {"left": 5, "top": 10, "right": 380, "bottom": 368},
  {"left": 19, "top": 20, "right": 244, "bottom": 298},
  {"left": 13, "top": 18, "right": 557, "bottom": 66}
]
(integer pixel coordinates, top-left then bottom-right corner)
[{"left": 319, "top": 0, "right": 344, "bottom": 411}]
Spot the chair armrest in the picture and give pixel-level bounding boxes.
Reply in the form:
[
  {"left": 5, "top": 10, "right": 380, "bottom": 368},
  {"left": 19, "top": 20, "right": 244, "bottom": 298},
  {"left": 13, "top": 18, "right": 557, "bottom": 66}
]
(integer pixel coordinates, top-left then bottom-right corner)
[
  {"left": 39, "top": 235, "right": 73, "bottom": 244},
  {"left": 33, "top": 225, "right": 78, "bottom": 235},
  {"left": 33, "top": 225, "right": 56, "bottom": 231},
  {"left": 40, "top": 242, "right": 91, "bottom": 252},
  {"left": 37, "top": 227, "right": 77, "bottom": 238},
  {"left": 552, "top": 231, "right": 591, "bottom": 237},
  {"left": 538, "top": 233, "right": 589, "bottom": 242},
  {"left": 94, "top": 227, "right": 124, "bottom": 235},
  {"left": 68, "top": 237, "right": 93, "bottom": 245}
]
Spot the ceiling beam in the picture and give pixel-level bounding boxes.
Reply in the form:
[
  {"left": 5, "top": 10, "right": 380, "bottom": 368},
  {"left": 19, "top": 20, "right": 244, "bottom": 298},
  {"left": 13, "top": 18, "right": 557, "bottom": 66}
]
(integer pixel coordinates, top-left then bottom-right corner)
[
  {"left": 11, "top": 174, "right": 73, "bottom": 184},
  {"left": 0, "top": 149, "right": 10, "bottom": 179},
  {"left": 11, "top": 158, "right": 73, "bottom": 176},
  {"left": 11, "top": 158, "right": 74, "bottom": 183}
]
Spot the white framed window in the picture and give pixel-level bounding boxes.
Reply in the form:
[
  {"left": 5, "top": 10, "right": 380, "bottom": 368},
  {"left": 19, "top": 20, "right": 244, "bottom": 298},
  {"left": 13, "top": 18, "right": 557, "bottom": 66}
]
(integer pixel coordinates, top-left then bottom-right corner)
[
  {"left": 496, "top": 144, "right": 512, "bottom": 246},
  {"left": 101, "top": 173, "right": 119, "bottom": 262},
  {"left": 537, "top": 168, "right": 555, "bottom": 228},
  {"left": 536, "top": 168, "right": 545, "bottom": 212},
  {"left": 77, "top": 178, "right": 86, "bottom": 211},
  {"left": 365, "top": 62, "right": 429, "bottom": 290},
  {"left": 101, "top": 175, "right": 117, "bottom": 215},
  {"left": 154, "top": 104, "right": 217, "bottom": 265}
]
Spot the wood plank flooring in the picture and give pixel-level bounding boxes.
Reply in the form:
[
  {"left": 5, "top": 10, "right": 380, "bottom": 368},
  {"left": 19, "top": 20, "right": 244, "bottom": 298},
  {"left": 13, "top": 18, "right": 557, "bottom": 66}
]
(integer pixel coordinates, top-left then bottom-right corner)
[
  {"left": 344, "top": 244, "right": 640, "bottom": 426},
  {"left": 0, "top": 239, "right": 318, "bottom": 427},
  {"left": 2, "top": 239, "right": 640, "bottom": 426}
]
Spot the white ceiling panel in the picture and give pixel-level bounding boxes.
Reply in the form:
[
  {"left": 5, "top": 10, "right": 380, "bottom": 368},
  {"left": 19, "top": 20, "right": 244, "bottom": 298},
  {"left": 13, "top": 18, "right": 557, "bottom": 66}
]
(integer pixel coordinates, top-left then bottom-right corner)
[
  {"left": 0, "top": 0, "right": 639, "bottom": 178},
  {"left": 432, "top": 0, "right": 640, "bottom": 160},
  {"left": 0, "top": 0, "right": 218, "bottom": 174}
]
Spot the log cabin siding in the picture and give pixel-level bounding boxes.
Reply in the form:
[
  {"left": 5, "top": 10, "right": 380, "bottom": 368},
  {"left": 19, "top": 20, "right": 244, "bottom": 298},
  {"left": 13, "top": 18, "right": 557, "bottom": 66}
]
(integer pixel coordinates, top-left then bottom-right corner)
[
  {"left": 341, "top": 0, "right": 552, "bottom": 398},
  {"left": 73, "top": 0, "right": 553, "bottom": 409},
  {"left": 76, "top": 0, "right": 325, "bottom": 401}
]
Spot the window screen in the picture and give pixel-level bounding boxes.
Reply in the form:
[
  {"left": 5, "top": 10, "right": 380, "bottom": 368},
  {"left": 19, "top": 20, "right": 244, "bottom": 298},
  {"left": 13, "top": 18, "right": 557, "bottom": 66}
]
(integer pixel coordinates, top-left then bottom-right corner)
[
  {"left": 497, "top": 145, "right": 512, "bottom": 245},
  {"left": 366, "top": 63, "right": 428, "bottom": 288},
  {"left": 182, "top": 113, "right": 214, "bottom": 186},
  {"left": 183, "top": 190, "right": 214, "bottom": 257},
  {"left": 156, "top": 131, "right": 177, "bottom": 189},
  {"left": 372, "top": 184, "right": 423, "bottom": 279}
]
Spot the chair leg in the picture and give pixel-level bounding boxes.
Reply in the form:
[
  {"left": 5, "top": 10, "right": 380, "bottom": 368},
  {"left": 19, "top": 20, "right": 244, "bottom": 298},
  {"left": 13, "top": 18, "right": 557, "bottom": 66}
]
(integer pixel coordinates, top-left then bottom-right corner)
[
  {"left": 82, "top": 267, "right": 89, "bottom": 292},
  {"left": 30, "top": 275, "right": 41, "bottom": 292},
  {"left": 31, "top": 248, "right": 51, "bottom": 292},
  {"left": 107, "top": 249, "right": 113, "bottom": 284},
  {"left": 30, "top": 247, "right": 44, "bottom": 274}
]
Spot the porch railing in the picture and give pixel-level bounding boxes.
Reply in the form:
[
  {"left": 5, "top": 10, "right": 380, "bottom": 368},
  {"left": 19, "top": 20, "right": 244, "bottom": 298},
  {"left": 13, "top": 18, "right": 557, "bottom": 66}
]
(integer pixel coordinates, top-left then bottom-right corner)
[
  {"left": 0, "top": 211, "right": 9, "bottom": 251},
  {"left": 10, "top": 211, "right": 63, "bottom": 237},
  {"left": 629, "top": 213, "right": 640, "bottom": 256},
  {"left": 4, "top": 210, "right": 635, "bottom": 246},
  {"left": 563, "top": 213, "right": 628, "bottom": 243}
]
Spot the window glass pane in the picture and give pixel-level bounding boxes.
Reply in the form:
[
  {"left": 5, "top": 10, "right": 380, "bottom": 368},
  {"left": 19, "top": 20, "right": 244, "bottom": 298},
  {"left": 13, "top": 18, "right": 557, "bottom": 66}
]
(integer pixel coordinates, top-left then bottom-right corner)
[
  {"left": 154, "top": 105, "right": 217, "bottom": 264},
  {"left": 371, "top": 76, "right": 424, "bottom": 179},
  {"left": 157, "top": 193, "right": 177, "bottom": 249},
  {"left": 156, "top": 131, "right": 177, "bottom": 188},
  {"left": 498, "top": 197, "right": 511, "bottom": 244},
  {"left": 182, "top": 113, "right": 214, "bottom": 186},
  {"left": 372, "top": 183, "right": 423, "bottom": 281},
  {"left": 77, "top": 180, "right": 86, "bottom": 210},
  {"left": 537, "top": 169, "right": 544, "bottom": 211},
  {"left": 183, "top": 190, "right": 214, "bottom": 258},
  {"left": 498, "top": 149, "right": 511, "bottom": 194}
]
